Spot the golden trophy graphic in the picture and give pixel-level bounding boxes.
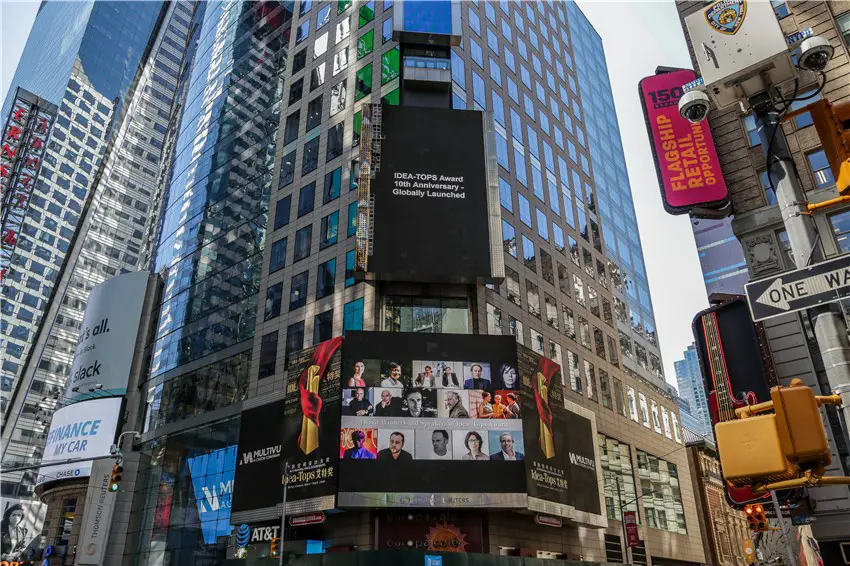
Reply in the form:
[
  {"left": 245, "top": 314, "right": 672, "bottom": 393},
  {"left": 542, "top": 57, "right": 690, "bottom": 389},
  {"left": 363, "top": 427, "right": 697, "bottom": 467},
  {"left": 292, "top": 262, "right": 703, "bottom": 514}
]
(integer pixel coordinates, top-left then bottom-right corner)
[
  {"left": 537, "top": 372, "right": 555, "bottom": 458},
  {"left": 299, "top": 364, "right": 322, "bottom": 454}
]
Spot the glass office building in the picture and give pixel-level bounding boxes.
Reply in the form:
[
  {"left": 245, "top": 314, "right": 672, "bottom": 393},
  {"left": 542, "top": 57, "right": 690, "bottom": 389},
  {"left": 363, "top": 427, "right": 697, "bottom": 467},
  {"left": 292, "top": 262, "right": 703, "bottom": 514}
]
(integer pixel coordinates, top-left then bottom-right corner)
[
  {"left": 127, "top": 2, "right": 704, "bottom": 565},
  {"left": 674, "top": 343, "right": 712, "bottom": 439},
  {"left": 1, "top": 1, "right": 171, "bottom": 497}
]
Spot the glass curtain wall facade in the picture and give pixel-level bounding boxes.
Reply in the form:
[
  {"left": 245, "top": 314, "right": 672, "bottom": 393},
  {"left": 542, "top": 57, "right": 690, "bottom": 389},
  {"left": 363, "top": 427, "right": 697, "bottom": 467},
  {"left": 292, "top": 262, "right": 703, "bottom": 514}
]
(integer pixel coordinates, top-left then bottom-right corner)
[
  {"left": 0, "top": 3, "right": 193, "bottom": 499},
  {"left": 1, "top": 1, "right": 166, "bottom": 485},
  {"left": 124, "top": 1, "right": 698, "bottom": 563},
  {"left": 128, "top": 3, "right": 291, "bottom": 563},
  {"left": 673, "top": 343, "right": 712, "bottom": 439}
]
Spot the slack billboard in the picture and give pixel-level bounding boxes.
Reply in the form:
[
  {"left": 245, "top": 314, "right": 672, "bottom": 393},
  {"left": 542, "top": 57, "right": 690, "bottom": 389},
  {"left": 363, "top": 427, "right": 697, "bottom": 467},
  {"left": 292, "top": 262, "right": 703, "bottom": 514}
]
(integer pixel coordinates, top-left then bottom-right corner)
[{"left": 360, "top": 104, "right": 502, "bottom": 284}]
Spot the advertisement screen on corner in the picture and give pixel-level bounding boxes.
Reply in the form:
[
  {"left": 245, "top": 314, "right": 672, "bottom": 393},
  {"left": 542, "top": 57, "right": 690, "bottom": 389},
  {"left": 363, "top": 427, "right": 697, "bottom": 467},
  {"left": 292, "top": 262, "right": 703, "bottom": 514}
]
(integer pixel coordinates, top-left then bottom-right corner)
[
  {"left": 337, "top": 332, "right": 527, "bottom": 508},
  {"left": 365, "top": 105, "right": 496, "bottom": 284}
]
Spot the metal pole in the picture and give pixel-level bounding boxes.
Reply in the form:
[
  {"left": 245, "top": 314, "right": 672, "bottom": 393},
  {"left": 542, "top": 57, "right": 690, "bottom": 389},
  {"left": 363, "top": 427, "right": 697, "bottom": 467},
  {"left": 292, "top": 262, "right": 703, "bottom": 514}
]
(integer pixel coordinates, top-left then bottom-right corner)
[
  {"left": 280, "top": 461, "right": 288, "bottom": 566},
  {"left": 753, "top": 95, "right": 850, "bottom": 447},
  {"left": 770, "top": 490, "right": 797, "bottom": 566},
  {"left": 614, "top": 473, "right": 631, "bottom": 565}
]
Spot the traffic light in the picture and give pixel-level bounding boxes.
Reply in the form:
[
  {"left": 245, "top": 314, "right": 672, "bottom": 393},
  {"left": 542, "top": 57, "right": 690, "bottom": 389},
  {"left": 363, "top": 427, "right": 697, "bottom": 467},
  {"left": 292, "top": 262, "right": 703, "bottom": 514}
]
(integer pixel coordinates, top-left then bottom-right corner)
[
  {"left": 714, "top": 380, "right": 841, "bottom": 490},
  {"left": 270, "top": 537, "right": 280, "bottom": 557},
  {"left": 109, "top": 462, "right": 123, "bottom": 492},
  {"left": 786, "top": 99, "right": 850, "bottom": 194},
  {"left": 809, "top": 99, "right": 850, "bottom": 194},
  {"left": 745, "top": 504, "right": 769, "bottom": 532}
]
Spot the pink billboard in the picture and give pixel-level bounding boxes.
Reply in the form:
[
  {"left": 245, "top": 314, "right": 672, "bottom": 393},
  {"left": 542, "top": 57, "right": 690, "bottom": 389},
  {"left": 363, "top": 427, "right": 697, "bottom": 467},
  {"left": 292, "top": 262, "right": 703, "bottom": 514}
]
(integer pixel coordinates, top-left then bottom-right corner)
[{"left": 639, "top": 69, "right": 728, "bottom": 215}]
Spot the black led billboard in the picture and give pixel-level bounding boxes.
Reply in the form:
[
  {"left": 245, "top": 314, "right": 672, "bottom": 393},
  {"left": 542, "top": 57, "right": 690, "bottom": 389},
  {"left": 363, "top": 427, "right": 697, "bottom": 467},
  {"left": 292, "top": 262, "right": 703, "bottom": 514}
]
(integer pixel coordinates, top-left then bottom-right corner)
[
  {"left": 232, "top": 400, "right": 285, "bottom": 514},
  {"left": 519, "top": 344, "right": 601, "bottom": 518},
  {"left": 337, "top": 332, "right": 526, "bottom": 507},
  {"left": 365, "top": 104, "right": 498, "bottom": 284}
]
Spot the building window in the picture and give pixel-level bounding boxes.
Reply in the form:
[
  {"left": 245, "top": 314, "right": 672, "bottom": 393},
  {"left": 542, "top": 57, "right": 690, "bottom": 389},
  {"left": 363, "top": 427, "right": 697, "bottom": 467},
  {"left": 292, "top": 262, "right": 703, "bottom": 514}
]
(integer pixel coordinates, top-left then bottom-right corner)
[
  {"left": 274, "top": 195, "right": 292, "bottom": 230},
  {"left": 382, "top": 16, "right": 393, "bottom": 44},
  {"left": 381, "top": 47, "right": 400, "bottom": 84},
  {"left": 56, "top": 498, "right": 77, "bottom": 546},
  {"left": 613, "top": 377, "right": 626, "bottom": 416},
  {"left": 303, "top": 136, "right": 320, "bottom": 174},
  {"left": 343, "top": 297, "right": 364, "bottom": 333},
  {"left": 294, "top": 225, "right": 312, "bottom": 261},
  {"left": 527, "top": 281, "right": 541, "bottom": 317},
  {"left": 290, "top": 271, "right": 309, "bottom": 310},
  {"left": 311, "top": 63, "right": 327, "bottom": 90},
  {"left": 289, "top": 77, "right": 304, "bottom": 104},
  {"left": 355, "top": 63, "right": 373, "bottom": 100},
  {"left": 502, "top": 220, "right": 517, "bottom": 257},
  {"left": 280, "top": 150, "right": 296, "bottom": 187},
  {"left": 284, "top": 110, "right": 300, "bottom": 145},
  {"left": 269, "top": 238, "right": 286, "bottom": 273},
  {"left": 522, "top": 235, "right": 536, "bottom": 272},
  {"left": 830, "top": 210, "right": 850, "bottom": 253},
  {"left": 788, "top": 89, "right": 822, "bottom": 128},
  {"left": 567, "top": 350, "right": 581, "bottom": 394},
  {"left": 771, "top": 0, "right": 789, "bottom": 19},
  {"left": 286, "top": 321, "right": 305, "bottom": 357},
  {"left": 359, "top": 0, "right": 375, "bottom": 27},
  {"left": 323, "top": 168, "right": 342, "bottom": 204},
  {"left": 265, "top": 282, "right": 283, "bottom": 321},
  {"left": 317, "top": 258, "right": 336, "bottom": 299},
  {"left": 637, "top": 450, "right": 688, "bottom": 534},
  {"left": 258, "top": 331, "right": 278, "bottom": 379},
  {"left": 345, "top": 249, "right": 357, "bottom": 287},
  {"left": 598, "top": 435, "right": 638, "bottom": 522},
  {"left": 299, "top": 182, "right": 316, "bottom": 217},
  {"left": 505, "top": 267, "right": 521, "bottom": 306},
  {"left": 357, "top": 29, "right": 375, "bottom": 59},
  {"left": 838, "top": 13, "right": 850, "bottom": 47},
  {"left": 327, "top": 122, "right": 344, "bottom": 162},
  {"left": 599, "top": 370, "right": 612, "bottom": 409},
  {"left": 384, "top": 296, "right": 468, "bottom": 334},
  {"left": 320, "top": 212, "right": 339, "bottom": 249},
  {"left": 759, "top": 169, "right": 778, "bottom": 206},
  {"left": 807, "top": 150, "right": 835, "bottom": 189},
  {"left": 742, "top": 114, "right": 760, "bottom": 147},
  {"left": 314, "top": 310, "right": 334, "bottom": 343}
]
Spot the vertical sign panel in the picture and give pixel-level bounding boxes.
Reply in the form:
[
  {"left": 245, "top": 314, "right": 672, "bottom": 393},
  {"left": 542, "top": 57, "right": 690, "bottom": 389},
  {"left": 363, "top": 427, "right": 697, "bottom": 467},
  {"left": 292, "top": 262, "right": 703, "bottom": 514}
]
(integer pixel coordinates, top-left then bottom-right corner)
[{"left": 639, "top": 69, "right": 728, "bottom": 214}]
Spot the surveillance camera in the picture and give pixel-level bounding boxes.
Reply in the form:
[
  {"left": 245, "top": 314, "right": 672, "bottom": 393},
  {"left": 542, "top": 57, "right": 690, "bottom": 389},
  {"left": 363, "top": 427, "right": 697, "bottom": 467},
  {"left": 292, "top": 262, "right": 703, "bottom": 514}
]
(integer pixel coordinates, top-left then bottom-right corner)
[
  {"left": 798, "top": 36, "right": 833, "bottom": 72},
  {"left": 678, "top": 90, "right": 711, "bottom": 124}
]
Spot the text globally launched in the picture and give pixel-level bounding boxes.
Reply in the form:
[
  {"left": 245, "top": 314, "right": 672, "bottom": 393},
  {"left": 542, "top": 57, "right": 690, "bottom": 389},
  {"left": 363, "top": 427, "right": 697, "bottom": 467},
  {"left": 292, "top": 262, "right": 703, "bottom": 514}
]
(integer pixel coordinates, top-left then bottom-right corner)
[{"left": 392, "top": 172, "right": 467, "bottom": 199}]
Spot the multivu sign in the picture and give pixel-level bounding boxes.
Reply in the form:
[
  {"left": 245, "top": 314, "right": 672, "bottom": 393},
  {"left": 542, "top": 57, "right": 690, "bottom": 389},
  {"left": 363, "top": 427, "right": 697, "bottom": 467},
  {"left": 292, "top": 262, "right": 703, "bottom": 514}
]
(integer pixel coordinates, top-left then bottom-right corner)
[{"left": 745, "top": 254, "right": 850, "bottom": 322}]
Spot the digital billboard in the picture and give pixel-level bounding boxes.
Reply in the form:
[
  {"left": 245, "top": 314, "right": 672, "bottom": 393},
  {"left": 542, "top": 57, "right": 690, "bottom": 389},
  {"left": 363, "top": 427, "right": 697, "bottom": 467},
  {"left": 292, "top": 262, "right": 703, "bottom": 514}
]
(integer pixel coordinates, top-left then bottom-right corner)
[
  {"left": 0, "top": 498, "right": 46, "bottom": 561},
  {"left": 639, "top": 69, "right": 728, "bottom": 215},
  {"left": 66, "top": 271, "right": 149, "bottom": 402},
  {"left": 231, "top": 400, "right": 285, "bottom": 514},
  {"left": 38, "top": 397, "right": 123, "bottom": 485},
  {"left": 519, "top": 344, "right": 603, "bottom": 521},
  {"left": 187, "top": 445, "right": 237, "bottom": 544},
  {"left": 359, "top": 104, "right": 502, "bottom": 284},
  {"left": 375, "top": 511, "right": 484, "bottom": 553},
  {"left": 280, "top": 337, "right": 343, "bottom": 514},
  {"left": 393, "top": 0, "right": 461, "bottom": 46},
  {"left": 337, "top": 332, "right": 526, "bottom": 508}
]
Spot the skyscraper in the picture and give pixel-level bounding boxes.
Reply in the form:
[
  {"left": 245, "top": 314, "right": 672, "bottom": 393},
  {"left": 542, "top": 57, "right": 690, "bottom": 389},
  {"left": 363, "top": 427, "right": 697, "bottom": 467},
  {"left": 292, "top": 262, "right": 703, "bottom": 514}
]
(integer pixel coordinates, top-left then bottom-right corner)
[
  {"left": 674, "top": 343, "right": 712, "bottom": 439},
  {"left": 123, "top": 2, "right": 703, "bottom": 564},
  {"left": 1, "top": 1, "right": 191, "bottom": 499}
]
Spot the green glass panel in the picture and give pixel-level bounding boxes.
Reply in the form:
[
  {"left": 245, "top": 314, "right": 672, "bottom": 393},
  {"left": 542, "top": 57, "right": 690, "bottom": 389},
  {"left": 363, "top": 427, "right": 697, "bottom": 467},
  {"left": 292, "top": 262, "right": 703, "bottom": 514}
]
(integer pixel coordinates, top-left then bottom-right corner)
[
  {"left": 355, "top": 63, "right": 373, "bottom": 101},
  {"left": 353, "top": 110, "right": 363, "bottom": 145},
  {"left": 357, "top": 29, "right": 374, "bottom": 60},
  {"left": 381, "top": 47, "right": 400, "bottom": 85},
  {"left": 338, "top": 0, "right": 352, "bottom": 14},
  {"left": 382, "top": 88, "right": 399, "bottom": 106},
  {"left": 359, "top": 1, "right": 375, "bottom": 27}
]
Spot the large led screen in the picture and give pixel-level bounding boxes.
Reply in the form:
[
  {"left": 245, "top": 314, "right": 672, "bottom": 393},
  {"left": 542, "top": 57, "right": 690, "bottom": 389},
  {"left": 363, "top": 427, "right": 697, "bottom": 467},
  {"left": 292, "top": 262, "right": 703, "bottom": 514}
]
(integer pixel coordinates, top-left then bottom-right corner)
[
  {"left": 337, "top": 332, "right": 526, "bottom": 508},
  {"left": 365, "top": 105, "right": 499, "bottom": 284}
]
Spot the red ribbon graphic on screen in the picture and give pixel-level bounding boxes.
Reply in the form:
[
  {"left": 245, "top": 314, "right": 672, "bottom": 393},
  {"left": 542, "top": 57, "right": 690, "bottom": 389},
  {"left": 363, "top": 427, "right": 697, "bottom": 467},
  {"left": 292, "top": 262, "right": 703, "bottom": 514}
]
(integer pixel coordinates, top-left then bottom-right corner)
[
  {"left": 297, "top": 336, "right": 342, "bottom": 454},
  {"left": 533, "top": 357, "right": 559, "bottom": 458}
]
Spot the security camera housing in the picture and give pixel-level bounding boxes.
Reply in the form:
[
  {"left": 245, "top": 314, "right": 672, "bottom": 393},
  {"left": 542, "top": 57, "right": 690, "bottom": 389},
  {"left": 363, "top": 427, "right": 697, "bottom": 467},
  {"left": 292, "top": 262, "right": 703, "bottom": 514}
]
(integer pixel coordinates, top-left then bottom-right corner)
[
  {"left": 798, "top": 36, "right": 834, "bottom": 72},
  {"left": 678, "top": 90, "right": 711, "bottom": 124}
]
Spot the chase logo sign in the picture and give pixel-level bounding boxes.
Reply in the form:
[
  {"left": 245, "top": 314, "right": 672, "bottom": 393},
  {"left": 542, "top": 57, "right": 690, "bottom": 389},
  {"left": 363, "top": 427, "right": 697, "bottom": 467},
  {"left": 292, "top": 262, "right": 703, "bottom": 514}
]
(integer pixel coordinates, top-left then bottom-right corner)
[{"left": 705, "top": 0, "right": 746, "bottom": 35}]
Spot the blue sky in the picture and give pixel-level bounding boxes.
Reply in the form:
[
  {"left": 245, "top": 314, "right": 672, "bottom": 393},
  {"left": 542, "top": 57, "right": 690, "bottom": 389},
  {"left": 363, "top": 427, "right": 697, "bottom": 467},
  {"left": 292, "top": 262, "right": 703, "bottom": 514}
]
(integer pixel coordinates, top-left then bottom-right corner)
[{"left": 0, "top": 0, "right": 707, "bottom": 386}]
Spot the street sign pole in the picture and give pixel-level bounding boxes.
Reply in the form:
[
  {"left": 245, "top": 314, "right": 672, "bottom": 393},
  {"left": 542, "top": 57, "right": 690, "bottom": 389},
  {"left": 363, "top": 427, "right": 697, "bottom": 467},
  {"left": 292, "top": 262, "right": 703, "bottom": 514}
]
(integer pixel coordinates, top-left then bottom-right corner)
[{"left": 752, "top": 96, "right": 850, "bottom": 444}]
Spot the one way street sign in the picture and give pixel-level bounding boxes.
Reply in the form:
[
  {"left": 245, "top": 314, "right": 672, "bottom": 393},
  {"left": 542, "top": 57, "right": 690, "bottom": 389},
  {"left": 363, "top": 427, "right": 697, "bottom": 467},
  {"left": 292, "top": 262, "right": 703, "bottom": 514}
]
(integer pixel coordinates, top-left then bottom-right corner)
[{"left": 745, "top": 254, "right": 850, "bottom": 322}]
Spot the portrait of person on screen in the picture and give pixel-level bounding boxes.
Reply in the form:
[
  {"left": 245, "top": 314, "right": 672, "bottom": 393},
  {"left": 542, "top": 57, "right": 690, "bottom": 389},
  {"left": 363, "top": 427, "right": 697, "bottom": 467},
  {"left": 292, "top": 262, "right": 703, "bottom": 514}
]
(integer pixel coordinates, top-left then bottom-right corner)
[
  {"left": 377, "top": 431, "right": 413, "bottom": 461},
  {"left": 374, "top": 388, "right": 402, "bottom": 416},
  {"left": 463, "top": 363, "right": 491, "bottom": 389},
  {"left": 490, "top": 432, "right": 524, "bottom": 461},
  {"left": 380, "top": 362, "right": 405, "bottom": 388},
  {"left": 347, "top": 360, "right": 367, "bottom": 387},
  {"left": 342, "top": 430, "right": 376, "bottom": 459},
  {"left": 415, "top": 365, "right": 437, "bottom": 388},
  {"left": 440, "top": 363, "right": 460, "bottom": 388},
  {"left": 346, "top": 387, "right": 373, "bottom": 416},
  {"left": 460, "top": 431, "right": 489, "bottom": 461},
  {"left": 430, "top": 430, "right": 452, "bottom": 460},
  {"left": 443, "top": 390, "right": 469, "bottom": 418}
]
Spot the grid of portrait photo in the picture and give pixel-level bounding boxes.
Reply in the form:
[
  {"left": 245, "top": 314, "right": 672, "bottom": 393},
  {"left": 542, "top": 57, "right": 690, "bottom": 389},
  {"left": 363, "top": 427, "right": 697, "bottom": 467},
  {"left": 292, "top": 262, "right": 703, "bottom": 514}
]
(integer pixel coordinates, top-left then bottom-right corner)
[{"left": 339, "top": 358, "right": 525, "bottom": 462}]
